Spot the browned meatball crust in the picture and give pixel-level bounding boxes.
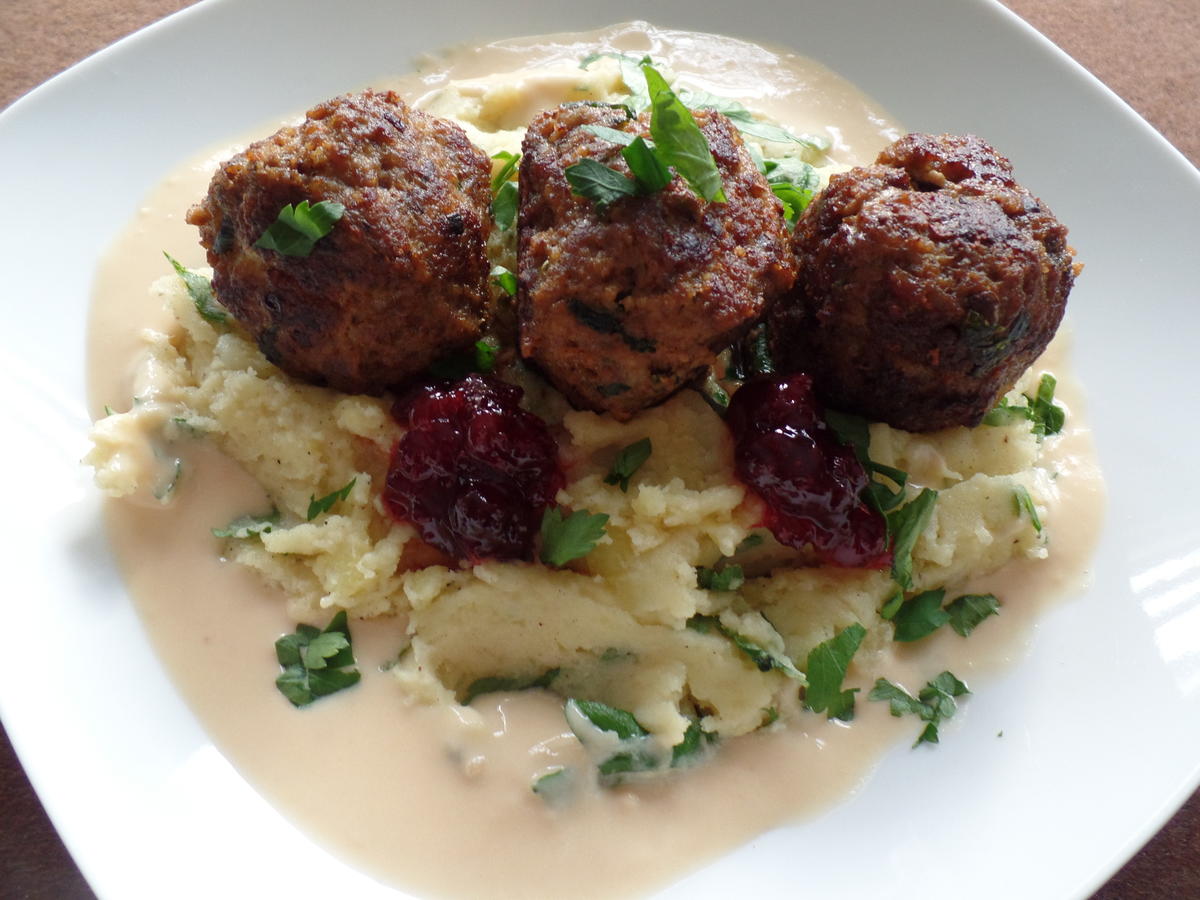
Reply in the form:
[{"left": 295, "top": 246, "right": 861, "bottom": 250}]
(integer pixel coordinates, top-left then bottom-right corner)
[
  {"left": 186, "top": 90, "right": 492, "bottom": 395},
  {"left": 517, "top": 103, "right": 797, "bottom": 420},
  {"left": 769, "top": 132, "right": 1076, "bottom": 432}
]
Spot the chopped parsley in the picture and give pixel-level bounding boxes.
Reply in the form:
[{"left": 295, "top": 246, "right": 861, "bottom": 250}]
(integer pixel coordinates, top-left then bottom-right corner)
[
  {"left": 888, "top": 588, "right": 951, "bottom": 642},
  {"left": 869, "top": 671, "right": 970, "bottom": 747},
  {"left": 578, "top": 52, "right": 652, "bottom": 111},
  {"left": 211, "top": 510, "right": 280, "bottom": 539},
  {"left": 688, "top": 615, "right": 804, "bottom": 681},
  {"left": 643, "top": 64, "right": 725, "bottom": 202},
  {"left": 306, "top": 477, "right": 356, "bottom": 521},
  {"left": 981, "top": 374, "right": 1065, "bottom": 439},
  {"left": 489, "top": 150, "right": 521, "bottom": 232},
  {"left": 803, "top": 623, "right": 867, "bottom": 721},
  {"left": 492, "top": 180, "right": 518, "bottom": 231},
  {"left": 695, "top": 564, "right": 746, "bottom": 592},
  {"left": 490, "top": 150, "right": 521, "bottom": 192},
  {"left": 564, "top": 157, "right": 642, "bottom": 211},
  {"left": 463, "top": 668, "right": 560, "bottom": 705},
  {"left": 164, "top": 252, "right": 227, "bottom": 324},
  {"left": 886, "top": 489, "right": 938, "bottom": 591},
  {"left": 254, "top": 200, "right": 344, "bottom": 257},
  {"left": 489, "top": 265, "right": 517, "bottom": 297},
  {"left": 539, "top": 507, "right": 609, "bottom": 567},
  {"left": 1012, "top": 484, "right": 1043, "bottom": 534},
  {"left": 274, "top": 610, "right": 361, "bottom": 707},
  {"left": 884, "top": 588, "right": 1001, "bottom": 641},
  {"left": 945, "top": 593, "right": 1001, "bottom": 637},
  {"left": 678, "top": 89, "right": 830, "bottom": 152},
  {"left": 603, "top": 437, "right": 652, "bottom": 492}
]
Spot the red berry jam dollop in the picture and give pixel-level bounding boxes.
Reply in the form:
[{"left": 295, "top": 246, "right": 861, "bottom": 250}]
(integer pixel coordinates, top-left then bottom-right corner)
[
  {"left": 725, "top": 374, "right": 891, "bottom": 568},
  {"left": 383, "top": 375, "right": 563, "bottom": 564}
]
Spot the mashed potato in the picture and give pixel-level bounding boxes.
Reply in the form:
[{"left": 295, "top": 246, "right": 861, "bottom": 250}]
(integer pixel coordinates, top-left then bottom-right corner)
[{"left": 86, "top": 56, "right": 1053, "bottom": 770}]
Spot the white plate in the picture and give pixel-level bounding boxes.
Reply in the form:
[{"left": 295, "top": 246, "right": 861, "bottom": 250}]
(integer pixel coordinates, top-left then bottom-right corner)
[{"left": 2, "top": 0, "right": 1199, "bottom": 897}]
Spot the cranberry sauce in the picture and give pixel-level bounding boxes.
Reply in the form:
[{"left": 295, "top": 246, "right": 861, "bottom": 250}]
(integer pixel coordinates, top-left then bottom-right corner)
[
  {"left": 725, "top": 374, "right": 890, "bottom": 568},
  {"left": 383, "top": 375, "right": 563, "bottom": 564}
]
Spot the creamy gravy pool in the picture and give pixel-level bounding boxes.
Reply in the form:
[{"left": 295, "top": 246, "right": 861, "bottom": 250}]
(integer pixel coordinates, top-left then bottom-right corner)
[{"left": 87, "top": 23, "right": 1105, "bottom": 899}]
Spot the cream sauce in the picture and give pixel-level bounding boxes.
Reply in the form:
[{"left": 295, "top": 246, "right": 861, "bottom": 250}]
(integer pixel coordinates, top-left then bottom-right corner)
[{"left": 87, "top": 23, "right": 1105, "bottom": 900}]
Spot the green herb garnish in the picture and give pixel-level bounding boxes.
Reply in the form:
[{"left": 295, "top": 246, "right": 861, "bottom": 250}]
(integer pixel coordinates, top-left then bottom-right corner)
[
  {"left": 254, "top": 200, "right": 344, "bottom": 257},
  {"left": 490, "top": 265, "right": 517, "bottom": 297},
  {"left": 643, "top": 64, "right": 725, "bottom": 202},
  {"left": 688, "top": 615, "right": 804, "bottom": 681},
  {"left": 212, "top": 509, "right": 280, "bottom": 539},
  {"left": 803, "top": 623, "right": 867, "bottom": 720},
  {"left": 492, "top": 180, "right": 518, "bottom": 231},
  {"left": 945, "top": 593, "right": 1001, "bottom": 637},
  {"left": 679, "top": 90, "right": 830, "bottom": 152},
  {"left": 491, "top": 150, "right": 520, "bottom": 192},
  {"left": 886, "top": 489, "right": 938, "bottom": 591},
  {"left": 889, "top": 588, "right": 951, "bottom": 642},
  {"left": 981, "top": 374, "right": 1065, "bottom": 438},
  {"left": 306, "top": 477, "right": 356, "bottom": 521},
  {"left": 578, "top": 52, "right": 652, "bottom": 111},
  {"left": 564, "top": 157, "right": 642, "bottom": 211},
  {"left": 1012, "top": 484, "right": 1043, "bottom": 534},
  {"left": 870, "top": 671, "right": 970, "bottom": 747},
  {"left": 604, "top": 437, "right": 652, "bottom": 492},
  {"left": 164, "top": 252, "right": 227, "bottom": 324},
  {"left": 695, "top": 564, "right": 746, "bottom": 592},
  {"left": 274, "top": 610, "right": 361, "bottom": 707},
  {"left": 463, "top": 668, "right": 560, "bottom": 704},
  {"left": 539, "top": 507, "right": 609, "bottom": 567}
]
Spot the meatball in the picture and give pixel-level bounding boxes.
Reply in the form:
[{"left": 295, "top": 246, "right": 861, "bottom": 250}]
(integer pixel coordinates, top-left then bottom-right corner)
[
  {"left": 517, "top": 103, "right": 796, "bottom": 420},
  {"left": 186, "top": 90, "right": 492, "bottom": 395},
  {"left": 769, "top": 132, "right": 1076, "bottom": 432}
]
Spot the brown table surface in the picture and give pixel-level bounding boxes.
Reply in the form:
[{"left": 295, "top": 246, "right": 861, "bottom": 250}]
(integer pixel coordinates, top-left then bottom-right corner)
[{"left": 2, "top": 1, "right": 1198, "bottom": 898}]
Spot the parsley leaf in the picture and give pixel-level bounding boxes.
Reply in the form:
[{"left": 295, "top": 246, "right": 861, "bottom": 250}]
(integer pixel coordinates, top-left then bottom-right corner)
[
  {"left": 622, "top": 136, "right": 673, "bottom": 192},
  {"left": 604, "top": 437, "right": 652, "bottom": 492},
  {"left": 274, "top": 610, "right": 361, "bottom": 707},
  {"left": 211, "top": 509, "right": 280, "bottom": 539},
  {"left": 678, "top": 89, "right": 831, "bottom": 152},
  {"left": 1030, "top": 373, "right": 1066, "bottom": 437},
  {"left": 581, "top": 123, "right": 640, "bottom": 146},
  {"left": 982, "top": 374, "right": 1065, "bottom": 438},
  {"left": 306, "top": 477, "right": 356, "bottom": 521},
  {"left": 579, "top": 52, "right": 652, "bottom": 111},
  {"left": 886, "top": 489, "right": 938, "bottom": 591},
  {"left": 463, "top": 668, "right": 559, "bottom": 705},
  {"left": 890, "top": 588, "right": 951, "bottom": 642},
  {"left": 564, "top": 157, "right": 641, "bottom": 211},
  {"left": 539, "top": 507, "right": 609, "bottom": 566},
  {"left": 1012, "top": 484, "right": 1043, "bottom": 534},
  {"left": 570, "top": 698, "right": 647, "bottom": 739},
  {"left": 490, "top": 265, "right": 517, "bottom": 297},
  {"left": 670, "top": 719, "right": 713, "bottom": 767},
  {"left": 945, "top": 593, "right": 1000, "bottom": 637},
  {"left": 803, "top": 623, "right": 867, "bottom": 720},
  {"left": 490, "top": 150, "right": 520, "bottom": 193},
  {"left": 870, "top": 671, "right": 970, "bottom": 747},
  {"left": 492, "top": 180, "right": 518, "bottom": 231},
  {"left": 695, "top": 564, "right": 746, "bottom": 592},
  {"left": 254, "top": 200, "right": 344, "bottom": 257},
  {"left": 643, "top": 64, "right": 725, "bottom": 202},
  {"left": 164, "top": 252, "right": 227, "bottom": 324},
  {"left": 689, "top": 615, "right": 805, "bottom": 681},
  {"left": 531, "top": 767, "right": 573, "bottom": 803}
]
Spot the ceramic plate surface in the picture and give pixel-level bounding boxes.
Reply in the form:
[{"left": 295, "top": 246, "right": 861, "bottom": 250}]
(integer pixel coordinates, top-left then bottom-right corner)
[{"left": 2, "top": 0, "right": 1198, "bottom": 897}]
